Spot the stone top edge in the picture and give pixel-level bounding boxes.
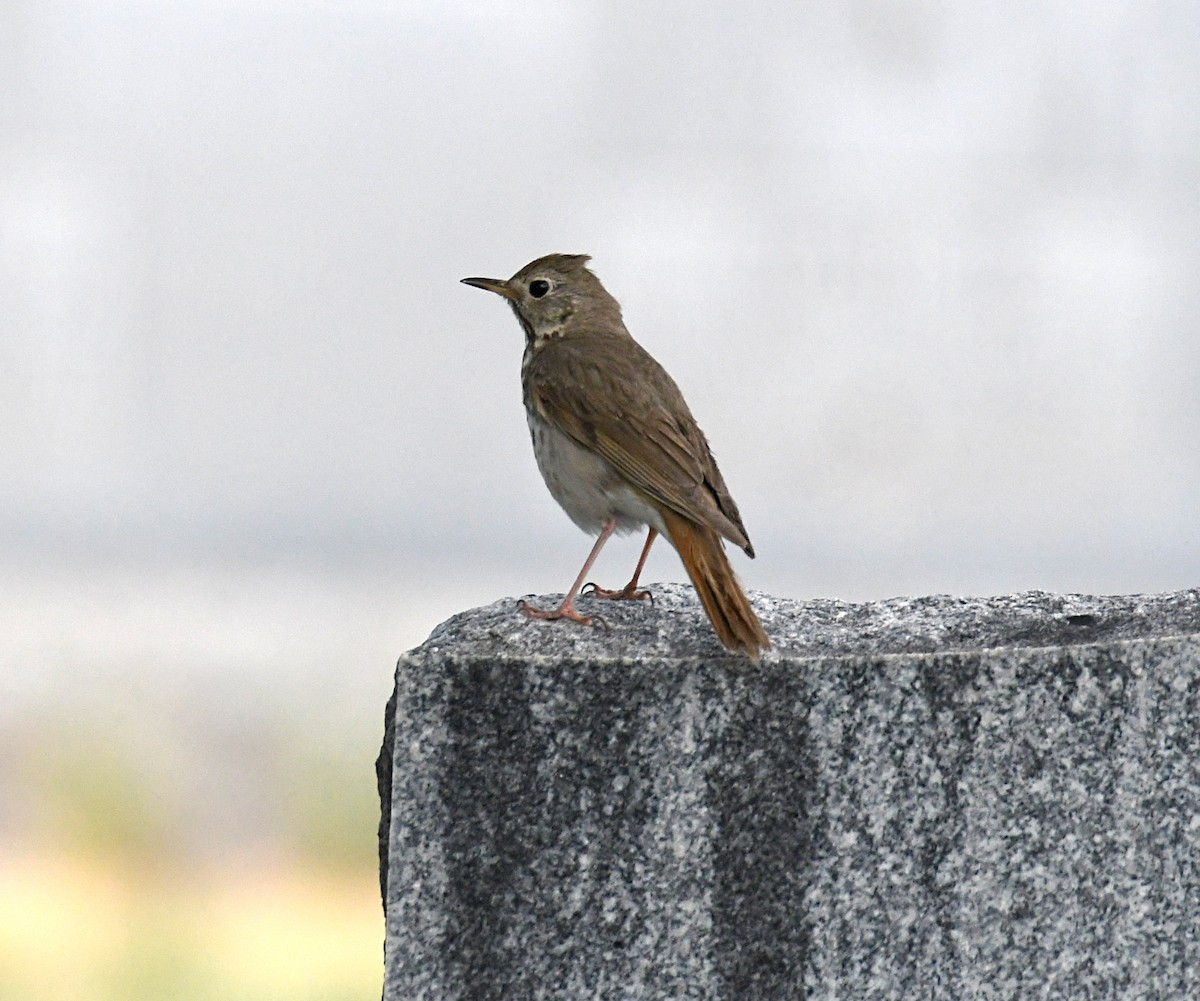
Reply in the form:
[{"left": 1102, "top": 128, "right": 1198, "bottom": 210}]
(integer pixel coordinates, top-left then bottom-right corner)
[
  {"left": 398, "top": 629, "right": 1200, "bottom": 668},
  {"left": 397, "top": 586, "right": 1200, "bottom": 664}
]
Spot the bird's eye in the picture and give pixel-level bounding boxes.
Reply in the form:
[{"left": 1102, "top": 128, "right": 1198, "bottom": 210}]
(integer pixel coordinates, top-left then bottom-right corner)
[{"left": 528, "top": 279, "right": 551, "bottom": 298}]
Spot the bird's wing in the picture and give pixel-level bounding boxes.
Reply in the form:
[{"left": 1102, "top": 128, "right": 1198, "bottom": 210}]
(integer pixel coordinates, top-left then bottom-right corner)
[{"left": 526, "top": 335, "right": 753, "bottom": 554}]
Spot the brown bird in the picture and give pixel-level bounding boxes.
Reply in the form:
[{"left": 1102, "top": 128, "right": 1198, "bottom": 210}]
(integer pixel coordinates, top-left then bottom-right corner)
[{"left": 462, "top": 254, "right": 769, "bottom": 656}]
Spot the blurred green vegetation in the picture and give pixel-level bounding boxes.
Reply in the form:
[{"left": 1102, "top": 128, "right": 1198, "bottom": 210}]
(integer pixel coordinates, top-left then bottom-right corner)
[
  {"left": 0, "top": 714, "right": 383, "bottom": 1001},
  {"left": 283, "top": 746, "right": 381, "bottom": 875}
]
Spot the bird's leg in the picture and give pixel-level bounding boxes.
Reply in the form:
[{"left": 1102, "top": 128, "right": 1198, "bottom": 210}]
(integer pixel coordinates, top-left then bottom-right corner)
[
  {"left": 520, "top": 518, "right": 617, "bottom": 626},
  {"left": 584, "top": 528, "right": 656, "bottom": 603}
]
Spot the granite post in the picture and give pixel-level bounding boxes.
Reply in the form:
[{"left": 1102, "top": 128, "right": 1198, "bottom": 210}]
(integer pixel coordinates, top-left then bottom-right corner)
[{"left": 378, "top": 585, "right": 1200, "bottom": 1000}]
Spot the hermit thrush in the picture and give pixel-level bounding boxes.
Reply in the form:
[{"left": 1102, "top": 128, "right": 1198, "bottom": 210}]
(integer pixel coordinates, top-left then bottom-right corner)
[{"left": 462, "top": 254, "right": 769, "bottom": 656}]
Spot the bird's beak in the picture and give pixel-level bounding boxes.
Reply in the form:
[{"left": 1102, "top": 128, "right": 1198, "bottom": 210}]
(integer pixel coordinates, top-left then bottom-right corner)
[{"left": 461, "top": 276, "right": 517, "bottom": 300}]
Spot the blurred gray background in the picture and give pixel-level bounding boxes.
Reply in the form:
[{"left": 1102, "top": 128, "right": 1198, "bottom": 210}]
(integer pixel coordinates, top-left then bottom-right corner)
[{"left": 3, "top": 1, "right": 1198, "bottom": 814}]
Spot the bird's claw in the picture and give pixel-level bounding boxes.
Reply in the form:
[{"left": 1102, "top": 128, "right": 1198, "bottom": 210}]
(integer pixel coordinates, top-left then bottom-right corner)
[{"left": 582, "top": 581, "right": 654, "bottom": 605}]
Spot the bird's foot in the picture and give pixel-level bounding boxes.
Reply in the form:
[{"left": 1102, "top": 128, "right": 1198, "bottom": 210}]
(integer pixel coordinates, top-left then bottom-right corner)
[
  {"left": 519, "top": 598, "right": 608, "bottom": 629},
  {"left": 582, "top": 581, "right": 654, "bottom": 604}
]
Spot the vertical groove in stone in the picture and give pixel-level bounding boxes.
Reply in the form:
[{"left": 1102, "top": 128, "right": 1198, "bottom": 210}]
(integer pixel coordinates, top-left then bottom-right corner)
[
  {"left": 710, "top": 665, "right": 815, "bottom": 999},
  {"left": 434, "top": 659, "right": 729, "bottom": 1000},
  {"left": 440, "top": 657, "right": 544, "bottom": 1000}
]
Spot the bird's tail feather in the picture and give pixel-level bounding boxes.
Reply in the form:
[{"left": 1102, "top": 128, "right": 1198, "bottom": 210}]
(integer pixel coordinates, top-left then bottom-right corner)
[{"left": 661, "top": 508, "right": 770, "bottom": 658}]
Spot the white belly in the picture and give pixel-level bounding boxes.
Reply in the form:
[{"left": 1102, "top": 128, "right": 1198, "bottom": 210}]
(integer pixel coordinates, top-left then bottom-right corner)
[{"left": 527, "top": 412, "right": 666, "bottom": 538}]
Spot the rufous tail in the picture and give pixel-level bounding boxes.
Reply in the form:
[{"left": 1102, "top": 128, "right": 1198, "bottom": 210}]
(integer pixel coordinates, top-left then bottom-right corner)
[{"left": 660, "top": 508, "right": 770, "bottom": 658}]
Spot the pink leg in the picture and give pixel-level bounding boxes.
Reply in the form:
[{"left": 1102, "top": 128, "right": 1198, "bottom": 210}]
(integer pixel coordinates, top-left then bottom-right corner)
[
  {"left": 520, "top": 518, "right": 618, "bottom": 625},
  {"left": 584, "top": 528, "right": 657, "bottom": 602}
]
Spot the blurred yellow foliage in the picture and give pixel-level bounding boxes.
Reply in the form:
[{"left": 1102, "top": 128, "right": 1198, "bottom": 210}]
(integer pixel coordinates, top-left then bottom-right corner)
[
  {"left": 0, "top": 850, "right": 380, "bottom": 1001},
  {"left": 0, "top": 713, "right": 385, "bottom": 1000}
]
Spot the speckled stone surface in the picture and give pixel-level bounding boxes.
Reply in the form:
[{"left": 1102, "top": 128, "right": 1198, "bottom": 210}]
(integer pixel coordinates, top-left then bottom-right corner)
[{"left": 379, "top": 585, "right": 1200, "bottom": 1000}]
